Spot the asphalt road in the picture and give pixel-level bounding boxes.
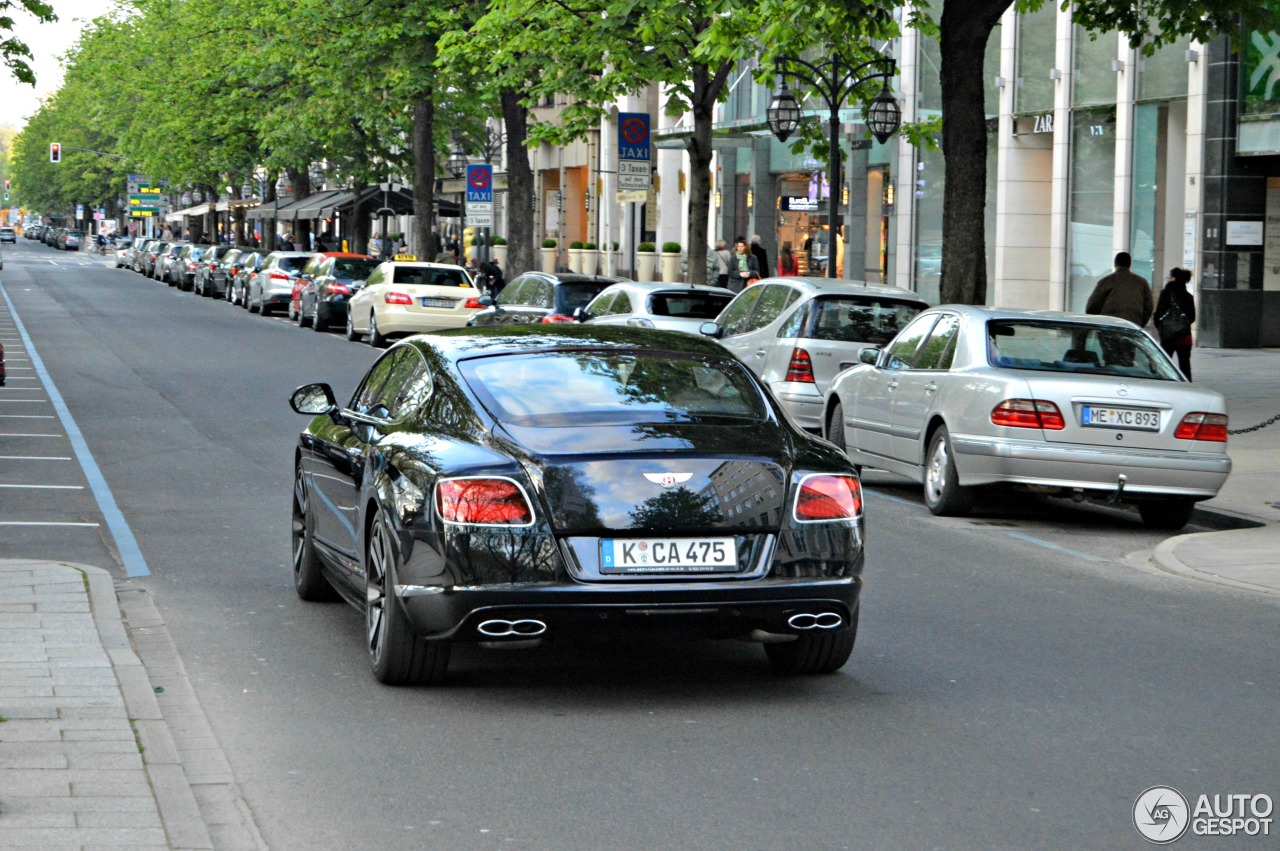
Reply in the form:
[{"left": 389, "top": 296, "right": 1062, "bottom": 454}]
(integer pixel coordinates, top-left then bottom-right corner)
[{"left": 2, "top": 237, "right": 1277, "bottom": 849}]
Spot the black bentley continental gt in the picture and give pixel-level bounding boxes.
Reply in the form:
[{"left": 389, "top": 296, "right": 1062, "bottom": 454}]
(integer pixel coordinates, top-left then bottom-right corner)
[{"left": 289, "top": 325, "right": 866, "bottom": 685}]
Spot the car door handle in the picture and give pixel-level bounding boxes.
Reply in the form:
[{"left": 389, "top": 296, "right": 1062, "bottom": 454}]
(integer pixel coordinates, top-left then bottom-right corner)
[
  {"left": 753, "top": 349, "right": 766, "bottom": 357},
  {"left": 887, "top": 379, "right": 899, "bottom": 390},
  {"left": 925, "top": 382, "right": 938, "bottom": 393}
]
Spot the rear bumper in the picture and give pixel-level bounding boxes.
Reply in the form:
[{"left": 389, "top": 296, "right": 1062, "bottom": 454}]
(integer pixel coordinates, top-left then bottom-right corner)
[
  {"left": 772, "top": 383, "right": 825, "bottom": 431},
  {"left": 375, "top": 306, "right": 477, "bottom": 336},
  {"left": 952, "top": 434, "right": 1232, "bottom": 497}
]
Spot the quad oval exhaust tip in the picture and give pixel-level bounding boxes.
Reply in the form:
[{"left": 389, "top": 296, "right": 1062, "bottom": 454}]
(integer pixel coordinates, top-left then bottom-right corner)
[
  {"left": 477, "top": 618, "right": 547, "bottom": 638},
  {"left": 787, "top": 612, "right": 843, "bottom": 630}
]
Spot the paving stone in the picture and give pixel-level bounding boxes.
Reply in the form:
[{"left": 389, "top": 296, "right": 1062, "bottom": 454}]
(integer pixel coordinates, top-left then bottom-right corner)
[
  {"left": 4, "top": 794, "right": 159, "bottom": 813},
  {"left": 66, "top": 751, "right": 145, "bottom": 771},
  {"left": 0, "top": 684, "right": 55, "bottom": 698},
  {"left": 0, "top": 751, "right": 69, "bottom": 769},
  {"left": 76, "top": 808, "right": 164, "bottom": 829},
  {"left": 71, "top": 780, "right": 154, "bottom": 798},
  {"left": 0, "top": 827, "right": 168, "bottom": 845},
  {"left": 0, "top": 810, "right": 77, "bottom": 827}
]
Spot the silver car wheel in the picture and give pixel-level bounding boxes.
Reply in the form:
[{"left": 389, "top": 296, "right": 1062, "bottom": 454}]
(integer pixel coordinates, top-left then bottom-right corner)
[
  {"left": 366, "top": 515, "right": 392, "bottom": 666},
  {"left": 925, "top": 437, "right": 950, "bottom": 504}
]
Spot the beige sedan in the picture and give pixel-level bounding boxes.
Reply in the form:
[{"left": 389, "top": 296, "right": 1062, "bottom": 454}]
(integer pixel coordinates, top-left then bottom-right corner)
[{"left": 345, "top": 261, "right": 482, "bottom": 346}]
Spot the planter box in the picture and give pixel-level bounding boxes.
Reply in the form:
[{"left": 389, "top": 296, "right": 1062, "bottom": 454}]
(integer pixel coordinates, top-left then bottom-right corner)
[
  {"left": 661, "top": 251, "right": 682, "bottom": 282},
  {"left": 636, "top": 252, "right": 657, "bottom": 282},
  {"left": 567, "top": 248, "right": 583, "bottom": 274},
  {"left": 540, "top": 247, "right": 558, "bottom": 273},
  {"left": 581, "top": 250, "right": 599, "bottom": 276},
  {"left": 492, "top": 244, "right": 508, "bottom": 267}
]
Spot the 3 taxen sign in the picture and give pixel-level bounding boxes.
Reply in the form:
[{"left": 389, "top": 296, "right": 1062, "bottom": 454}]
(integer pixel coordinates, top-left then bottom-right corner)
[{"left": 617, "top": 112, "right": 652, "bottom": 191}]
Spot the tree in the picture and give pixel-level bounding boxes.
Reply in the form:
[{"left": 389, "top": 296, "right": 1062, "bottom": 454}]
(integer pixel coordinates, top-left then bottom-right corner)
[
  {"left": 2, "top": 0, "right": 56, "bottom": 85},
  {"left": 933, "top": 0, "right": 1277, "bottom": 306}
]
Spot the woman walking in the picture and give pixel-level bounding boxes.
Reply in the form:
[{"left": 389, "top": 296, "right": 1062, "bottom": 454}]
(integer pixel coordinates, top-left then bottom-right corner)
[
  {"left": 1154, "top": 267, "right": 1196, "bottom": 379},
  {"left": 777, "top": 242, "right": 798, "bottom": 276}
]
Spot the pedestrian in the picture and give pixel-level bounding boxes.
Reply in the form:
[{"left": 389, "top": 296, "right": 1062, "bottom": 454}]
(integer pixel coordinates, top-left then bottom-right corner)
[
  {"left": 397, "top": 235, "right": 409, "bottom": 255},
  {"left": 1085, "top": 251, "right": 1153, "bottom": 328},
  {"left": 750, "top": 234, "right": 769, "bottom": 280},
  {"left": 1154, "top": 267, "right": 1196, "bottom": 379},
  {"left": 777, "top": 241, "right": 799, "bottom": 276},
  {"left": 730, "top": 238, "right": 760, "bottom": 293},
  {"left": 713, "top": 239, "right": 732, "bottom": 287},
  {"left": 368, "top": 232, "right": 382, "bottom": 257},
  {"left": 481, "top": 256, "right": 505, "bottom": 293}
]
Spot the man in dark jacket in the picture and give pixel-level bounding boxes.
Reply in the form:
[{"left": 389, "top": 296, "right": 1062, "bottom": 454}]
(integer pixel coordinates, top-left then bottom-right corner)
[
  {"left": 750, "top": 234, "right": 769, "bottom": 281},
  {"left": 1086, "top": 251, "right": 1153, "bottom": 328}
]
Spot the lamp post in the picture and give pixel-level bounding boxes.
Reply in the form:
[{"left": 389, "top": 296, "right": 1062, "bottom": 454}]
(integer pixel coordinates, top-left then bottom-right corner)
[
  {"left": 767, "top": 55, "right": 901, "bottom": 279},
  {"left": 447, "top": 142, "right": 468, "bottom": 262}
]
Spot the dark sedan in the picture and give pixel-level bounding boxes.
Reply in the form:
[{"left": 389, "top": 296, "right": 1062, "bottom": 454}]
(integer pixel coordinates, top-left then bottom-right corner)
[
  {"left": 290, "top": 325, "right": 865, "bottom": 685},
  {"left": 467, "top": 272, "right": 624, "bottom": 326}
]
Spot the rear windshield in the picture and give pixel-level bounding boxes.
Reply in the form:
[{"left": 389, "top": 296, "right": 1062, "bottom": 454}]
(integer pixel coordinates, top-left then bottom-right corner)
[
  {"left": 392, "top": 266, "right": 470, "bottom": 287},
  {"left": 987, "top": 320, "right": 1182, "bottom": 380},
  {"left": 557, "top": 281, "right": 615, "bottom": 311},
  {"left": 808, "top": 296, "right": 925, "bottom": 345},
  {"left": 460, "top": 351, "right": 768, "bottom": 427},
  {"left": 649, "top": 291, "right": 734, "bottom": 319},
  {"left": 334, "top": 259, "right": 381, "bottom": 280},
  {"left": 67, "top": 231, "right": 85, "bottom": 237},
  {"left": 275, "top": 256, "right": 308, "bottom": 272}
]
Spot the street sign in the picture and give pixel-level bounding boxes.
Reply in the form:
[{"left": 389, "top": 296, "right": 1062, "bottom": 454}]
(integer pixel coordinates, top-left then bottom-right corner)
[
  {"left": 616, "top": 190, "right": 648, "bottom": 204},
  {"left": 466, "top": 165, "right": 493, "bottom": 203},
  {"left": 466, "top": 204, "right": 493, "bottom": 227},
  {"left": 617, "top": 112, "right": 653, "bottom": 190}
]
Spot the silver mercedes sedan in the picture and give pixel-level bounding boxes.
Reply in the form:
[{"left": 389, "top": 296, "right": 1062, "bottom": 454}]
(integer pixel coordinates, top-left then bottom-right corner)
[
  {"left": 823, "top": 305, "right": 1231, "bottom": 529},
  {"left": 578, "top": 281, "right": 736, "bottom": 334}
]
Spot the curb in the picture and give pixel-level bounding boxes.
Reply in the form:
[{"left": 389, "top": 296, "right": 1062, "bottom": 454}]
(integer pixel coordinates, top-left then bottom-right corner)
[
  {"left": 77, "top": 563, "right": 215, "bottom": 850},
  {"left": 1148, "top": 533, "right": 1280, "bottom": 596}
]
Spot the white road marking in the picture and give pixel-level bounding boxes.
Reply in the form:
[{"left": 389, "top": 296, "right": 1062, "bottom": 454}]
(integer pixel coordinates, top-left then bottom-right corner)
[
  {"left": 0, "top": 521, "right": 100, "bottom": 527},
  {"left": 0, "top": 483, "right": 85, "bottom": 490},
  {"left": 0, "top": 455, "right": 73, "bottom": 460}
]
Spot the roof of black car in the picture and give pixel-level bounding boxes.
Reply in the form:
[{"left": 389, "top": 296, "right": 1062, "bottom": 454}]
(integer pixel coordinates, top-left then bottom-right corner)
[{"left": 405, "top": 324, "right": 729, "bottom": 362}]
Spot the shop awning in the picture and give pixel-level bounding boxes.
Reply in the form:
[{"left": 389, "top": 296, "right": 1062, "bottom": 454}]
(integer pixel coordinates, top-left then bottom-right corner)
[{"left": 290, "top": 189, "right": 348, "bottom": 219}]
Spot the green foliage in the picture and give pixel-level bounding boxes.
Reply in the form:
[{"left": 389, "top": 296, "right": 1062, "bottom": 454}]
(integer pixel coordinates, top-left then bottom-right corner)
[
  {"left": 583, "top": 241, "right": 596, "bottom": 250},
  {"left": 542, "top": 238, "right": 557, "bottom": 248},
  {"left": 662, "top": 241, "right": 681, "bottom": 253},
  {"left": 490, "top": 235, "right": 507, "bottom": 245},
  {"left": 638, "top": 242, "right": 656, "bottom": 253},
  {"left": 2, "top": 0, "right": 57, "bottom": 85},
  {"left": 569, "top": 240, "right": 584, "bottom": 249}
]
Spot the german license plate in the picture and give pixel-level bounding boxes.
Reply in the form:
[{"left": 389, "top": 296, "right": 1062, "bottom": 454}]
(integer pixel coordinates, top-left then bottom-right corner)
[
  {"left": 421, "top": 297, "right": 456, "bottom": 308},
  {"left": 600, "top": 537, "right": 737, "bottom": 574},
  {"left": 1081, "top": 405, "right": 1160, "bottom": 431}
]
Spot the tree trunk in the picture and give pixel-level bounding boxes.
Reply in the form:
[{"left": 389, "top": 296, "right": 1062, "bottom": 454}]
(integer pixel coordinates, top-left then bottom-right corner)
[
  {"left": 685, "top": 66, "right": 715, "bottom": 287},
  {"left": 412, "top": 94, "right": 437, "bottom": 261},
  {"left": 501, "top": 88, "right": 535, "bottom": 277},
  {"left": 939, "top": 1, "right": 1008, "bottom": 305},
  {"left": 289, "top": 168, "right": 312, "bottom": 251}
]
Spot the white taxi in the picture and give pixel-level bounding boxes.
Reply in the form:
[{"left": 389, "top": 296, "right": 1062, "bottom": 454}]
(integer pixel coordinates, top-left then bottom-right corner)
[{"left": 345, "top": 258, "right": 482, "bottom": 346}]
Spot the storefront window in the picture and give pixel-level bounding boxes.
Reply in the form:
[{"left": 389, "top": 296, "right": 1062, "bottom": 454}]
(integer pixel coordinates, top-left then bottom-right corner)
[
  {"left": 912, "top": 144, "right": 945, "bottom": 304},
  {"left": 1129, "top": 104, "right": 1160, "bottom": 285},
  {"left": 1072, "top": 26, "right": 1119, "bottom": 108},
  {"left": 1016, "top": 5, "right": 1056, "bottom": 115},
  {"left": 1068, "top": 108, "right": 1117, "bottom": 312},
  {"left": 1137, "top": 37, "right": 1190, "bottom": 102}
]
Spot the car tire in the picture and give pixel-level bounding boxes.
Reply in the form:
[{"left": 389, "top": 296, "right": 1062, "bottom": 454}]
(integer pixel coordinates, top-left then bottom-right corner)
[
  {"left": 298, "top": 303, "right": 311, "bottom": 328},
  {"left": 1137, "top": 497, "right": 1196, "bottom": 531},
  {"left": 368, "top": 311, "right": 388, "bottom": 348},
  {"left": 312, "top": 306, "right": 328, "bottom": 332},
  {"left": 345, "top": 311, "right": 361, "bottom": 342},
  {"left": 923, "top": 425, "right": 974, "bottom": 516},
  {"left": 292, "top": 467, "right": 339, "bottom": 602},
  {"left": 765, "top": 608, "right": 857, "bottom": 675},
  {"left": 248, "top": 294, "right": 260, "bottom": 314},
  {"left": 287, "top": 302, "right": 297, "bottom": 322},
  {"left": 366, "top": 509, "right": 450, "bottom": 685}
]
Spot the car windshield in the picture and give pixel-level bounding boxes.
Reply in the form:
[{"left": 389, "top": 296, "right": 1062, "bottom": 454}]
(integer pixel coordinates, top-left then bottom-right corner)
[
  {"left": 277, "top": 256, "right": 309, "bottom": 272},
  {"left": 648, "top": 291, "right": 734, "bottom": 319},
  {"left": 334, "top": 259, "right": 381, "bottom": 279},
  {"left": 67, "top": 231, "right": 85, "bottom": 238},
  {"left": 809, "top": 296, "right": 925, "bottom": 345},
  {"left": 392, "top": 266, "right": 470, "bottom": 286},
  {"left": 460, "top": 351, "right": 768, "bottom": 427},
  {"left": 986, "top": 320, "right": 1182, "bottom": 380},
  {"left": 559, "top": 281, "right": 614, "bottom": 311}
]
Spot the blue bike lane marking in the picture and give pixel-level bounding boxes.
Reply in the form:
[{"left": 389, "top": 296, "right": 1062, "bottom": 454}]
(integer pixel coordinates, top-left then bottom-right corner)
[{"left": 0, "top": 280, "right": 151, "bottom": 577}]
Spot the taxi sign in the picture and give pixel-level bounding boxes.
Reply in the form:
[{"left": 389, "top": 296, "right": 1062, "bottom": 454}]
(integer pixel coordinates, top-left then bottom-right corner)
[{"left": 393, "top": 253, "right": 417, "bottom": 261}]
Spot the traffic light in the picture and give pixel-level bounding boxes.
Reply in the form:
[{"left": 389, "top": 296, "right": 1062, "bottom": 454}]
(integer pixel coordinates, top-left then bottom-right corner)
[{"left": 50, "top": 142, "right": 61, "bottom": 163}]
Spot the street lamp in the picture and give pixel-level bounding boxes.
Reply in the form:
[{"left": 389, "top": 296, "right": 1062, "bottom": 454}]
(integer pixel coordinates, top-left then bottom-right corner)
[
  {"left": 767, "top": 55, "right": 901, "bottom": 278},
  {"left": 447, "top": 142, "right": 468, "bottom": 263}
]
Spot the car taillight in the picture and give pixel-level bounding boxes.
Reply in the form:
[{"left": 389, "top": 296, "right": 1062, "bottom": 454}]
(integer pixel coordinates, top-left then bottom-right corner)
[
  {"left": 541, "top": 314, "right": 576, "bottom": 323},
  {"left": 991, "top": 399, "right": 1065, "bottom": 430},
  {"left": 269, "top": 271, "right": 289, "bottom": 281},
  {"left": 785, "top": 348, "right": 815, "bottom": 383},
  {"left": 794, "top": 475, "right": 863, "bottom": 522},
  {"left": 463, "top": 297, "right": 483, "bottom": 309},
  {"left": 384, "top": 292, "right": 413, "bottom": 305},
  {"left": 436, "top": 478, "right": 533, "bottom": 525},
  {"left": 187, "top": 262, "right": 198, "bottom": 270},
  {"left": 324, "top": 282, "right": 351, "bottom": 296},
  {"left": 1174, "top": 412, "right": 1228, "bottom": 442}
]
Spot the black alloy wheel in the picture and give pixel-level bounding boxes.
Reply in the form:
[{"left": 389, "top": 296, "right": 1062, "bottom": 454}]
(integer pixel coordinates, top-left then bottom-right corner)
[
  {"left": 292, "top": 467, "right": 339, "bottom": 602},
  {"left": 311, "top": 302, "right": 329, "bottom": 333},
  {"left": 366, "top": 509, "right": 450, "bottom": 685}
]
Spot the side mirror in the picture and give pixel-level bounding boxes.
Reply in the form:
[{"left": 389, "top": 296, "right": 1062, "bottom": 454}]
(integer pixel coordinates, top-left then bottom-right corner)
[
  {"left": 698, "top": 321, "right": 721, "bottom": 338},
  {"left": 858, "top": 346, "right": 881, "bottom": 366},
  {"left": 572, "top": 307, "right": 592, "bottom": 322},
  {"left": 300, "top": 273, "right": 313, "bottom": 281},
  {"left": 478, "top": 293, "right": 494, "bottom": 307},
  {"left": 289, "top": 382, "right": 338, "bottom": 416}
]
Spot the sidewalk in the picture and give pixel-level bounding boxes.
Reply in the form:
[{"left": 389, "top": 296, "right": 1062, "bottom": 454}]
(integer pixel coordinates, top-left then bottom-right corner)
[{"left": 0, "top": 560, "right": 263, "bottom": 849}]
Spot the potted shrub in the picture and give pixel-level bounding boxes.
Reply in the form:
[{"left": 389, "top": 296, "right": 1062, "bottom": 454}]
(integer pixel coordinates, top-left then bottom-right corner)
[
  {"left": 636, "top": 241, "right": 657, "bottom": 282},
  {"left": 490, "top": 235, "right": 508, "bottom": 267},
  {"left": 660, "top": 241, "right": 682, "bottom": 282},
  {"left": 607, "top": 241, "right": 621, "bottom": 276},
  {"left": 540, "top": 238, "right": 558, "bottom": 273},
  {"left": 582, "top": 241, "right": 599, "bottom": 275},
  {"left": 568, "top": 240, "right": 585, "bottom": 273}
]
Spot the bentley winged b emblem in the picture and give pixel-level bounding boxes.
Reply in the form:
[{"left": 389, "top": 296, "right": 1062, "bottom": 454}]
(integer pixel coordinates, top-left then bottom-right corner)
[{"left": 643, "top": 472, "right": 693, "bottom": 488}]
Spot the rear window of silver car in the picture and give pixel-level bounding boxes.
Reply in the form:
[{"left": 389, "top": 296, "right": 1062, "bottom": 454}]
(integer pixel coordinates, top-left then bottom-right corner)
[
  {"left": 649, "top": 291, "right": 734, "bottom": 319},
  {"left": 460, "top": 352, "right": 768, "bottom": 427},
  {"left": 986, "top": 320, "right": 1182, "bottom": 380},
  {"left": 805, "top": 296, "right": 925, "bottom": 345}
]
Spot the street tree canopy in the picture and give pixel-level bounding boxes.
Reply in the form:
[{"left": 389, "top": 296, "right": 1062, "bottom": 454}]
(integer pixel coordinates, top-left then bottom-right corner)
[{"left": 2, "top": 0, "right": 56, "bottom": 85}]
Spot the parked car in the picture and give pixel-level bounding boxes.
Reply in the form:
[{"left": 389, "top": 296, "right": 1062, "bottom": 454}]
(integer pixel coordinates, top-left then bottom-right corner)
[
  {"left": 113, "top": 237, "right": 137, "bottom": 268},
  {"left": 229, "top": 251, "right": 265, "bottom": 307},
  {"left": 577, "top": 281, "right": 735, "bottom": 334},
  {"left": 169, "top": 244, "right": 211, "bottom": 290},
  {"left": 153, "top": 242, "right": 182, "bottom": 281},
  {"left": 193, "top": 244, "right": 240, "bottom": 297},
  {"left": 699, "top": 278, "right": 929, "bottom": 431},
  {"left": 135, "top": 240, "right": 160, "bottom": 274},
  {"left": 292, "top": 252, "right": 379, "bottom": 331},
  {"left": 467, "top": 272, "right": 625, "bottom": 328},
  {"left": 345, "top": 260, "right": 481, "bottom": 345},
  {"left": 0, "top": 227, "right": 15, "bottom": 243},
  {"left": 247, "top": 251, "right": 312, "bottom": 315},
  {"left": 288, "top": 325, "right": 866, "bottom": 684},
  {"left": 823, "top": 306, "right": 1232, "bottom": 529},
  {"left": 61, "top": 229, "right": 85, "bottom": 251}
]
